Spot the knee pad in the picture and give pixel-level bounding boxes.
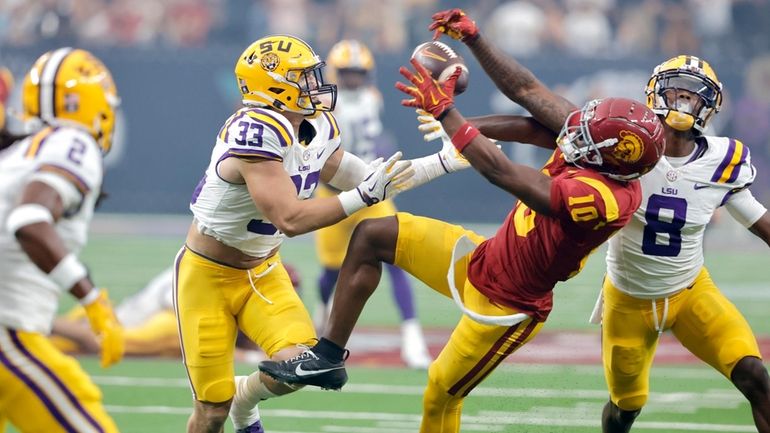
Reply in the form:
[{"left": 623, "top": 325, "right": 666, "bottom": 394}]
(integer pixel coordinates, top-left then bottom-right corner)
[
  {"left": 611, "top": 345, "right": 644, "bottom": 377},
  {"left": 616, "top": 394, "right": 647, "bottom": 412},
  {"left": 199, "top": 378, "right": 235, "bottom": 403}
]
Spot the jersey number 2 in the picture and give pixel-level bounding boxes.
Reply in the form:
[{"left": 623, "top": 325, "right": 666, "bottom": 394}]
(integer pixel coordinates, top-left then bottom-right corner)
[{"left": 642, "top": 194, "right": 687, "bottom": 256}]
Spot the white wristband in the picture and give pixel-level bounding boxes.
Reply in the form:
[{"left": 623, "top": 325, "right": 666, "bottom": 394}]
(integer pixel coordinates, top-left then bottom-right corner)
[
  {"left": 49, "top": 253, "right": 88, "bottom": 291},
  {"left": 338, "top": 189, "right": 367, "bottom": 216},
  {"left": 79, "top": 289, "right": 100, "bottom": 306},
  {"left": 6, "top": 203, "right": 54, "bottom": 233}
]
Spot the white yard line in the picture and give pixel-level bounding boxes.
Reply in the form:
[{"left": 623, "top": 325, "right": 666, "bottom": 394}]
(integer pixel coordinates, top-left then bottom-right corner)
[{"left": 104, "top": 405, "right": 755, "bottom": 432}]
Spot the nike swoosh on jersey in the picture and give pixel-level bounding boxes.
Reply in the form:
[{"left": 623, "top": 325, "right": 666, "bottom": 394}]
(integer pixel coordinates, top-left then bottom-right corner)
[
  {"left": 294, "top": 363, "right": 344, "bottom": 377},
  {"left": 693, "top": 183, "right": 711, "bottom": 190},
  {"left": 317, "top": 148, "right": 326, "bottom": 158}
]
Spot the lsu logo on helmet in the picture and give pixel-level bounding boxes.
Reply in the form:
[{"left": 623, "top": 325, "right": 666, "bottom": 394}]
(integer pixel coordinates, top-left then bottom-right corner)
[
  {"left": 645, "top": 55, "right": 722, "bottom": 134},
  {"left": 21, "top": 48, "right": 120, "bottom": 154},
  {"left": 235, "top": 35, "right": 337, "bottom": 116}
]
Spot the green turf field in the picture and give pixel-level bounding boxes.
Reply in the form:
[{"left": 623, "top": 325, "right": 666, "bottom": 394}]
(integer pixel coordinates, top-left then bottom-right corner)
[{"left": 8, "top": 223, "right": 769, "bottom": 432}]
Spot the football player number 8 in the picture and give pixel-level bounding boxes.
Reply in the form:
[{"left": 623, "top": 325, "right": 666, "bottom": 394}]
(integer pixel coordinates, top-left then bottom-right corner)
[{"left": 642, "top": 194, "right": 687, "bottom": 256}]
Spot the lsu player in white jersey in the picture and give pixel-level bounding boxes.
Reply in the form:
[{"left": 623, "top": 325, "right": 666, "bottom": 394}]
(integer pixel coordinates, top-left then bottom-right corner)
[
  {"left": 175, "top": 34, "right": 468, "bottom": 433},
  {"left": 313, "top": 39, "right": 432, "bottom": 369},
  {"left": 595, "top": 56, "right": 770, "bottom": 433},
  {"left": 0, "top": 48, "right": 124, "bottom": 433},
  {"left": 415, "top": 10, "right": 770, "bottom": 431}
]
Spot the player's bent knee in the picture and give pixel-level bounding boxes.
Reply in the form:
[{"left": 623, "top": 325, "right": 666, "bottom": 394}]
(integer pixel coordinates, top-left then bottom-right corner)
[
  {"left": 615, "top": 394, "right": 647, "bottom": 411},
  {"left": 610, "top": 345, "right": 644, "bottom": 377},
  {"left": 199, "top": 378, "right": 235, "bottom": 403}
]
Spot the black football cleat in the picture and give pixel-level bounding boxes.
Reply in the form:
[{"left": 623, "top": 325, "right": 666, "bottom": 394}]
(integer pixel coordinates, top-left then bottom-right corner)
[{"left": 258, "top": 348, "right": 348, "bottom": 391}]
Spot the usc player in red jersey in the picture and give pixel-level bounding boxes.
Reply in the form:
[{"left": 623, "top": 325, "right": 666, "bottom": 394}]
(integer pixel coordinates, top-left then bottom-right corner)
[{"left": 259, "top": 55, "right": 665, "bottom": 433}]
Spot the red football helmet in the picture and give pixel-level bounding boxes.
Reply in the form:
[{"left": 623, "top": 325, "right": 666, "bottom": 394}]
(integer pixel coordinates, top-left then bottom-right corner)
[{"left": 557, "top": 97, "right": 665, "bottom": 181}]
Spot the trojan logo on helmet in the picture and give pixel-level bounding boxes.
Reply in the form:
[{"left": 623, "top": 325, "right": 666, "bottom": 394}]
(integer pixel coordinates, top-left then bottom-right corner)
[{"left": 557, "top": 97, "right": 666, "bottom": 181}]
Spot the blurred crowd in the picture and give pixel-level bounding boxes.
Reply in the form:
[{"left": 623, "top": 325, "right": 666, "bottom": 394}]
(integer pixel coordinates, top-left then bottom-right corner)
[
  {"left": 1, "top": 0, "right": 768, "bottom": 59},
  {"left": 2, "top": 0, "right": 770, "bottom": 203}
]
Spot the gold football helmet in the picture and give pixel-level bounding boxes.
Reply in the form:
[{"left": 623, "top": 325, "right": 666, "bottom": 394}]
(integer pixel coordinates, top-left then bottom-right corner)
[
  {"left": 22, "top": 48, "right": 120, "bottom": 154},
  {"left": 235, "top": 35, "right": 337, "bottom": 115},
  {"left": 327, "top": 39, "right": 375, "bottom": 89},
  {"left": 645, "top": 55, "right": 722, "bottom": 134}
]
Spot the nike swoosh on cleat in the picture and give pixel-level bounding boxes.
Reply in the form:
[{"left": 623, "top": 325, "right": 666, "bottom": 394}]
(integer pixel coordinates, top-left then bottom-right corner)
[{"left": 294, "top": 363, "right": 344, "bottom": 377}]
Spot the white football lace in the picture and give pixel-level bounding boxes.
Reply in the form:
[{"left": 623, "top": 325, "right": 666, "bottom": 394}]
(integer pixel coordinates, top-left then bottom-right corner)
[{"left": 247, "top": 263, "right": 276, "bottom": 305}]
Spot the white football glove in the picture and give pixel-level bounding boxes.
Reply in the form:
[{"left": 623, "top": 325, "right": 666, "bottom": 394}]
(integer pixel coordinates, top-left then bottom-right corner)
[
  {"left": 416, "top": 109, "right": 449, "bottom": 142},
  {"left": 338, "top": 152, "right": 413, "bottom": 215}
]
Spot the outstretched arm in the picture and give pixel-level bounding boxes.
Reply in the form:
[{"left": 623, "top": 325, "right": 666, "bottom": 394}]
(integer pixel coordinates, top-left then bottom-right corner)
[
  {"left": 749, "top": 212, "right": 770, "bottom": 247},
  {"left": 396, "top": 59, "right": 554, "bottom": 216},
  {"left": 468, "top": 115, "right": 557, "bottom": 149},
  {"left": 430, "top": 8, "right": 577, "bottom": 132}
]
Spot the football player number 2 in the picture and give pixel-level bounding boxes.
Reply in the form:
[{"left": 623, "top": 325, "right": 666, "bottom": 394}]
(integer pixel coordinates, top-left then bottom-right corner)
[{"left": 642, "top": 194, "right": 687, "bottom": 256}]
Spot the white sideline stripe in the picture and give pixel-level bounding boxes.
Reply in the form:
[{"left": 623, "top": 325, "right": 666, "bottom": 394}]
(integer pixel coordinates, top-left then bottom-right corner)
[
  {"left": 92, "top": 375, "right": 741, "bottom": 401},
  {"left": 103, "top": 405, "right": 755, "bottom": 432}
]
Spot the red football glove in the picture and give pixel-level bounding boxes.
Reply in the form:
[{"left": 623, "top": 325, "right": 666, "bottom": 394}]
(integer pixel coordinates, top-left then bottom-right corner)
[
  {"left": 395, "top": 58, "right": 461, "bottom": 119},
  {"left": 429, "top": 8, "right": 479, "bottom": 42}
]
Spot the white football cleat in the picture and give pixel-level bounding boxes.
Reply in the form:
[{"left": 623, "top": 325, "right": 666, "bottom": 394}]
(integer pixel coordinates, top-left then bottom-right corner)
[{"left": 401, "top": 318, "right": 432, "bottom": 370}]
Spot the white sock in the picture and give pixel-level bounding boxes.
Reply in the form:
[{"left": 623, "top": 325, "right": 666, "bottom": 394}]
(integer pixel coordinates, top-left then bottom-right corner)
[{"left": 230, "top": 373, "right": 276, "bottom": 429}]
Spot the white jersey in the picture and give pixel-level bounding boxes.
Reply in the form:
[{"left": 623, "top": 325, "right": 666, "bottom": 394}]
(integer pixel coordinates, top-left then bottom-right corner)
[
  {"left": 333, "top": 87, "right": 383, "bottom": 163},
  {"left": 190, "top": 107, "right": 341, "bottom": 257},
  {"left": 0, "top": 127, "right": 103, "bottom": 333},
  {"left": 607, "top": 136, "right": 757, "bottom": 298}
]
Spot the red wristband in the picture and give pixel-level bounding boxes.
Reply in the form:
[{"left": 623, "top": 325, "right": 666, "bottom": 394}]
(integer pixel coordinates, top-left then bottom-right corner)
[{"left": 450, "top": 122, "right": 480, "bottom": 153}]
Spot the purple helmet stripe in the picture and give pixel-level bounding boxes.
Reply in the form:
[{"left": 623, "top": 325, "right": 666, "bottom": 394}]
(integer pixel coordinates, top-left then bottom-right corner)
[
  {"left": 0, "top": 331, "right": 79, "bottom": 433},
  {"left": 9, "top": 329, "right": 105, "bottom": 433}
]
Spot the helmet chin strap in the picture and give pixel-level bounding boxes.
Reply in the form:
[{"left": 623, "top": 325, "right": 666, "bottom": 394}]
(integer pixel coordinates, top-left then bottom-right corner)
[{"left": 663, "top": 110, "right": 695, "bottom": 131}]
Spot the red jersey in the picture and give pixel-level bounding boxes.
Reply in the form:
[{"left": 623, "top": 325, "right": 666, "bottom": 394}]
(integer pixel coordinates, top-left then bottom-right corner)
[{"left": 466, "top": 150, "right": 641, "bottom": 321}]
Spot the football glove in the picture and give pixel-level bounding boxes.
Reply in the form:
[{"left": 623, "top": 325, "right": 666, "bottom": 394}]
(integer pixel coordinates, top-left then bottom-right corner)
[
  {"left": 339, "top": 152, "right": 413, "bottom": 215},
  {"left": 83, "top": 290, "right": 125, "bottom": 368},
  {"left": 429, "top": 8, "right": 479, "bottom": 42},
  {"left": 416, "top": 109, "right": 449, "bottom": 142},
  {"left": 396, "top": 58, "right": 461, "bottom": 119}
]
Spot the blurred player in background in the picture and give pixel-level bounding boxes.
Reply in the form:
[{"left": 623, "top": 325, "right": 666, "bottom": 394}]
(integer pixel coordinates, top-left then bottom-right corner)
[
  {"left": 314, "top": 39, "right": 431, "bottom": 369},
  {"left": 176, "top": 34, "right": 466, "bottom": 433},
  {"left": 0, "top": 48, "right": 124, "bottom": 433},
  {"left": 424, "top": 8, "right": 770, "bottom": 432},
  {"left": 0, "top": 67, "right": 13, "bottom": 133},
  {"left": 52, "top": 264, "right": 303, "bottom": 362},
  {"left": 258, "top": 47, "right": 666, "bottom": 433}
]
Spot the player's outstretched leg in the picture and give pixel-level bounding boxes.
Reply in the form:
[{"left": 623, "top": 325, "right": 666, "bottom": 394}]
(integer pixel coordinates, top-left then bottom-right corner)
[
  {"left": 731, "top": 356, "right": 770, "bottom": 433},
  {"left": 601, "top": 400, "right": 641, "bottom": 433},
  {"left": 259, "top": 216, "right": 400, "bottom": 389}
]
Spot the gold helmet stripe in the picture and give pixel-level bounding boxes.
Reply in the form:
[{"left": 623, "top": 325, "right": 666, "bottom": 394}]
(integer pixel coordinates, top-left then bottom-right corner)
[{"left": 39, "top": 47, "right": 73, "bottom": 122}]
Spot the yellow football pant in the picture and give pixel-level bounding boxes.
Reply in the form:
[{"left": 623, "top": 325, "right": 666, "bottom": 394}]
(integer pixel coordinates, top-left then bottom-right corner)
[
  {"left": 0, "top": 328, "right": 119, "bottom": 433},
  {"left": 394, "top": 213, "right": 545, "bottom": 433},
  {"left": 602, "top": 267, "right": 762, "bottom": 410},
  {"left": 174, "top": 247, "right": 316, "bottom": 403},
  {"left": 315, "top": 185, "right": 398, "bottom": 268}
]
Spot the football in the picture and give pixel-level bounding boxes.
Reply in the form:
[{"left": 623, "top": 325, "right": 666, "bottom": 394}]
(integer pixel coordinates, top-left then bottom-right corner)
[{"left": 411, "top": 41, "right": 469, "bottom": 95}]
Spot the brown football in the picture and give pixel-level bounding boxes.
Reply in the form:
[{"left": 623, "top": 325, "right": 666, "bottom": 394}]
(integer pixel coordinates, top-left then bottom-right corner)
[{"left": 411, "top": 41, "right": 469, "bottom": 95}]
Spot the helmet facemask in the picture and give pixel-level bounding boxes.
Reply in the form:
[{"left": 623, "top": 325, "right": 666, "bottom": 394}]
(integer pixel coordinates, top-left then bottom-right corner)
[
  {"left": 283, "top": 62, "right": 337, "bottom": 114},
  {"left": 558, "top": 100, "right": 619, "bottom": 175}
]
